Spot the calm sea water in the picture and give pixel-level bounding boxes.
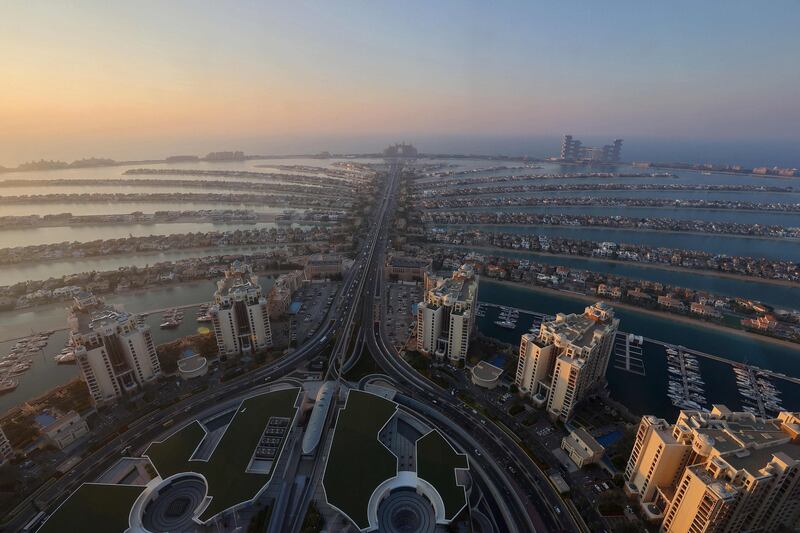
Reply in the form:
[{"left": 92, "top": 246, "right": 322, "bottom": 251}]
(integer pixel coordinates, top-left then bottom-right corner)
[{"left": 477, "top": 280, "right": 800, "bottom": 419}]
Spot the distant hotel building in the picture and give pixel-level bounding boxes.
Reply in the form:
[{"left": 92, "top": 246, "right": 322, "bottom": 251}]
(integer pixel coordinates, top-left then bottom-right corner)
[
  {"left": 416, "top": 265, "right": 478, "bottom": 363},
  {"left": 624, "top": 406, "right": 800, "bottom": 532},
  {"left": 515, "top": 302, "right": 619, "bottom": 421},
  {"left": 68, "top": 291, "right": 161, "bottom": 406},
  {"left": 560, "top": 134, "right": 623, "bottom": 163},
  {"left": 209, "top": 262, "right": 273, "bottom": 357},
  {"left": 560, "top": 134, "right": 583, "bottom": 160}
]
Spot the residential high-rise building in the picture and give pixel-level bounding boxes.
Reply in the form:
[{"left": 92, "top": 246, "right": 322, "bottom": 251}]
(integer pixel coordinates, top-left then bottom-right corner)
[
  {"left": 416, "top": 265, "right": 478, "bottom": 363},
  {"left": 68, "top": 291, "right": 161, "bottom": 406},
  {"left": 515, "top": 302, "right": 618, "bottom": 421},
  {"left": 209, "top": 261, "right": 273, "bottom": 357},
  {"left": 624, "top": 406, "right": 800, "bottom": 532},
  {"left": 0, "top": 425, "right": 13, "bottom": 464}
]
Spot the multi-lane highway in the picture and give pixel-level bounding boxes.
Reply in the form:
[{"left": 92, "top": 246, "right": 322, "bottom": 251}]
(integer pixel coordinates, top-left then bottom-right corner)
[{"left": 357, "top": 159, "right": 583, "bottom": 532}]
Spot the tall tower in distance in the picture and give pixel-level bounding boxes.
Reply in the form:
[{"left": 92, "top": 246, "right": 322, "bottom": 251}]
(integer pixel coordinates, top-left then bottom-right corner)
[
  {"left": 602, "top": 139, "right": 624, "bottom": 162},
  {"left": 560, "top": 135, "right": 623, "bottom": 163},
  {"left": 560, "top": 134, "right": 582, "bottom": 160}
]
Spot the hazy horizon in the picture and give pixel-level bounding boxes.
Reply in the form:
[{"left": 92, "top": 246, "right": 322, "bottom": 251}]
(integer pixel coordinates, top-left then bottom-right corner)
[
  {"left": 2, "top": 134, "right": 799, "bottom": 170},
  {"left": 2, "top": 1, "right": 799, "bottom": 167}
]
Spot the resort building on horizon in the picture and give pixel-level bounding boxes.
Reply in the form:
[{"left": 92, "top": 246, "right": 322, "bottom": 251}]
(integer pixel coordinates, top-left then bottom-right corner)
[{"left": 560, "top": 134, "right": 623, "bottom": 163}]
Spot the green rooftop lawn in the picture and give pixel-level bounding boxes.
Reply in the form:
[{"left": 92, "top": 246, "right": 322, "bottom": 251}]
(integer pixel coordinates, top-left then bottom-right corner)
[
  {"left": 416, "top": 429, "right": 468, "bottom": 520},
  {"left": 144, "top": 387, "right": 300, "bottom": 521},
  {"left": 145, "top": 420, "right": 206, "bottom": 477},
  {"left": 39, "top": 483, "right": 145, "bottom": 533},
  {"left": 323, "top": 390, "right": 398, "bottom": 530}
]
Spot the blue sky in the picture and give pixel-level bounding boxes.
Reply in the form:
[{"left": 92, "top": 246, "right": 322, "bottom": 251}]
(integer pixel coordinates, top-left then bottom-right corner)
[{"left": 0, "top": 1, "right": 798, "bottom": 162}]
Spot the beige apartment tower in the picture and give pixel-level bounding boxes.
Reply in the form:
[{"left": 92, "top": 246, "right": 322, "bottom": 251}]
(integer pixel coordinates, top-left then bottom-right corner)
[
  {"left": 415, "top": 265, "right": 478, "bottom": 363},
  {"left": 209, "top": 261, "right": 273, "bottom": 357},
  {"left": 514, "top": 302, "right": 619, "bottom": 421},
  {"left": 68, "top": 291, "right": 161, "bottom": 406},
  {"left": 624, "top": 405, "right": 800, "bottom": 532}
]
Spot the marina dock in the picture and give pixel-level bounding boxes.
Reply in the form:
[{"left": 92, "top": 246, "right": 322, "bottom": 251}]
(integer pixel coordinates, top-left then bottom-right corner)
[
  {"left": 478, "top": 300, "right": 795, "bottom": 416},
  {"left": 477, "top": 301, "right": 800, "bottom": 387}
]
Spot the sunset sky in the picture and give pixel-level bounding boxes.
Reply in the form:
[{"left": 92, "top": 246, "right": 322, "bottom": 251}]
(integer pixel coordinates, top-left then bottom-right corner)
[{"left": 1, "top": 1, "right": 798, "bottom": 164}]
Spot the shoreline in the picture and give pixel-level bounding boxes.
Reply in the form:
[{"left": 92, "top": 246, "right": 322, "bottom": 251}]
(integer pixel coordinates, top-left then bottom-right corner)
[
  {"left": 441, "top": 244, "right": 800, "bottom": 288},
  {"left": 437, "top": 223, "right": 800, "bottom": 243},
  {"left": 483, "top": 279, "right": 800, "bottom": 352}
]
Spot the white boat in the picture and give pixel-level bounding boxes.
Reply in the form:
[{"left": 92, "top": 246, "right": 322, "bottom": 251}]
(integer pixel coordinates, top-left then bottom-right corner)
[
  {"left": 54, "top": 352, "right": 76, "bottom": 364},
  {"left": 9, "top": 362, "right": 31, "bottom": 375},
  {"left": 0, "top": 379, "right": 18, "bottom": 394}
]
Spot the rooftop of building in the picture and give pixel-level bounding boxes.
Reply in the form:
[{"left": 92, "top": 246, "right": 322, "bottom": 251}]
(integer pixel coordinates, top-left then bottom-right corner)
[
  {"left": 471, "top": 361, "right": 504, "bottom": 382},
  {"left": 569, "top": 427, "right": 605, "bottom": 454},
  {"left": 680, "top": 407, "right": 793, "bottom": 453},
  {"left": 429, "top": 273, "right": 476, "bottom": 305},
  {"left": 548, "top": 314, "right": 610, "bottom": 349},
  {"left": 144, "top": 387, "right": 300, "bottom": 522},
  {"left": 306, "top": 253, "right": 342, "bottom": 266},
  {"left": 322, "top": 390, "right": 398, "bottom": 530},
  {"left": 214, "top": 262, "right": 262, "bottom": 300},
  {"left": 387, "top": 255, "right": 431, "bottom": 268},
  {"left": 665, "top": 406, "right": 800, "bottom": 477},
  {"left": 38, "top": 483, "right": 146, "bottom": 533},
  {"left": 721, "top": 441, "right": 800, "bottom": 476},
  {"left": 37, "top": 411, "right": 82, "bottom": 433},
  {"left": 687, "top": 464, "right": 739, "bottom": 501},
  {"left": 69, "top": 294, "right": 133, "bottom": 335}
]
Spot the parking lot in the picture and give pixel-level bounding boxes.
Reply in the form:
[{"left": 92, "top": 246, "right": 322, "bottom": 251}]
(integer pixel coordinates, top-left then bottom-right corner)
[
  {"left": 384, "top": 282, "right": 422, "bottom": 351},
  {"left": 290, "top": 281, "right": 341, "bottom": 344}
]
